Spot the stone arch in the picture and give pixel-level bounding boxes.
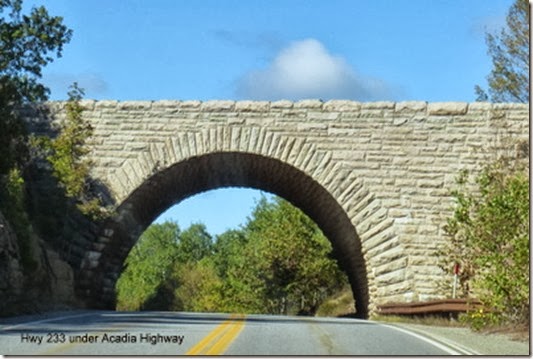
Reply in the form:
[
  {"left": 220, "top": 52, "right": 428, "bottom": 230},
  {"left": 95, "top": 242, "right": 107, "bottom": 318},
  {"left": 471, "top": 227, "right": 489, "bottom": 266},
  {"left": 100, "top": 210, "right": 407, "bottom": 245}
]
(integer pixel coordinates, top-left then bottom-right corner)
[
  {"left": 79, "top": 127, "right": 396, "bottom": 318},
  {"left": 24, "top": 100, "right": 529, "bottom": 317},
  {"left": 82, "top": 151, "right": 370, "bottom": 318}
]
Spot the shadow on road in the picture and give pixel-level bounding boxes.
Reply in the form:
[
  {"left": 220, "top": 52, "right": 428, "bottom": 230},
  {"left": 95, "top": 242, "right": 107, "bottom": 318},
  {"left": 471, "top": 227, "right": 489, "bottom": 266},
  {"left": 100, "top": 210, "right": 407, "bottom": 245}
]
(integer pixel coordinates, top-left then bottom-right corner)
[{"left": 0, "top": 310, "right": 376, "bottom": 335}]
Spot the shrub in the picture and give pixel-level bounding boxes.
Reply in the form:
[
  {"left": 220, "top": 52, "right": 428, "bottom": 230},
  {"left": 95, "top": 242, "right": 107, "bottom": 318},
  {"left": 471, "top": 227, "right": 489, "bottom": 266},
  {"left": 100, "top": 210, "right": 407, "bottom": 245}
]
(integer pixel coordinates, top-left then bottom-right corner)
[
  {"left": 0, "top": 168, "right": 37, "bottom": 271},
  {"left": 460, "top": 308, "right": 501, "bottom": 331},
  {"left": 47, "top": 83, "right": 105, "bottom": 220},
  {"left": 443, "top": 154, "right": 529, "bottom": 326}
]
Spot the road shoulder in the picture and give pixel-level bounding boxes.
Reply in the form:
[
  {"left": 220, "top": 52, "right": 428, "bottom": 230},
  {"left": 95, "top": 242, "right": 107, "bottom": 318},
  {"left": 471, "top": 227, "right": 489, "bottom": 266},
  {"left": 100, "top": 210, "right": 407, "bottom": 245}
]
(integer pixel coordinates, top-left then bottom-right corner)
[{"left": 389, "top": 322, "right": 530, "bottom": 356}]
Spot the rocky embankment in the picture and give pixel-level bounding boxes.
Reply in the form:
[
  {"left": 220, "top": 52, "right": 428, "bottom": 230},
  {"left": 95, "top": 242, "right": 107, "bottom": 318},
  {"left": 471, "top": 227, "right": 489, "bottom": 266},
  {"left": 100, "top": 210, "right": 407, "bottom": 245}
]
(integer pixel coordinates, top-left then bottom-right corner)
[{"left": 0, "top": 211, "right": 78, "bottom": 316}]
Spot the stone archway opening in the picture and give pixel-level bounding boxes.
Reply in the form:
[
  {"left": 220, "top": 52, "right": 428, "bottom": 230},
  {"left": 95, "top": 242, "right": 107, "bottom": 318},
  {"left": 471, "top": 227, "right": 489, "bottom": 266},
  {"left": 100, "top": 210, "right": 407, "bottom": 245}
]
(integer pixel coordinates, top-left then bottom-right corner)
[{"left": 85, "top": 152, "right": 369, "bottom": 318}]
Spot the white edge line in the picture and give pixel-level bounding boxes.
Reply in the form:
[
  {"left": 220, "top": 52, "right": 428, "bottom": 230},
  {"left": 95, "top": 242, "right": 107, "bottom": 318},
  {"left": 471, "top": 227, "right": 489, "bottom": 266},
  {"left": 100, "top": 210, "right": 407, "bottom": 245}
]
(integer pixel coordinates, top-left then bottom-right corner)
[
  {"left": 387, "top": 324, "right": 482, "bottom": 355},
  {"left": 1, "top": 312, "right": 97, "bottom": 331},
  {"left": 424, "top": 335, "right": 481, "bottom": 355},
  {"left": 381, "top": 324, "right": 466, "bottom": 355}
]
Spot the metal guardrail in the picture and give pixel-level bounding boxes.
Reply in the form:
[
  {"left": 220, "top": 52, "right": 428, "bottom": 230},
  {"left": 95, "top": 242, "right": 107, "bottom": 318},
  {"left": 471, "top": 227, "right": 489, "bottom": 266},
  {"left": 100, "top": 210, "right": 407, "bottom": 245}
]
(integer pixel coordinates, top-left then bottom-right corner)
[{"left": 376, "top": 299, "right": 483, "bottom": 316}]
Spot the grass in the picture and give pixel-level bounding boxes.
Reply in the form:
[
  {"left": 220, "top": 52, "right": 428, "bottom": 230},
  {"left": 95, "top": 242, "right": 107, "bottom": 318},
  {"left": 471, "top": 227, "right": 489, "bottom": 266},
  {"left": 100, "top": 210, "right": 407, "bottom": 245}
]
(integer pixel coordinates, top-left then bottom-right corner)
[{"left": 315, "top": 288, "right": 355, "bottom": 318}]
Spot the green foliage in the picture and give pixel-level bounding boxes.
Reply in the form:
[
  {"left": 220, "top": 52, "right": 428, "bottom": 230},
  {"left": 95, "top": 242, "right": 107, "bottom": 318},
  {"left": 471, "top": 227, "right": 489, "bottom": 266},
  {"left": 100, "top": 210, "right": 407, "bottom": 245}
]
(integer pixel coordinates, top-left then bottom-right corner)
[
  {"left": 48, "top": 83, "right": 90, "bottom": 198},
  {"left": 242, "top": 197, "right": 347, "bottom": 314},
  {"left": 208, "top": 229, "right": 264, "bottom": 313},
  {"left": 459, "top": 308, "right": 501, "bottom": 332},
  {"left": 0, "top": 0, "right": 72, "bottom": 101},
  {"left": 46, "top": 83, "right": 105, "bottom": 220},
  {"left": 172, "top": 259, "right": 223, "bottom": 312},
  {"left": 116, "top": 196, "right": 349, "bottom": 316},
  {"left": 115, "top": 221, "right": 180, "bottom": 311},
  {"left": 0, "top": 167, "right": 36, "bottom": 271},
  {"left": 475, "top": 0, "right": 529, "bottom": 102},
  {"left": 442, "top": 155, "right": 529, "bottom": 326},
  {"left": 0, "top": 89, "right": 28, "bottom": 175},
  {"left": 212, "top": 229, "right": 247, "bottom": 278},
  {"left": 175, "top": 223, "right": 213, "bottom": 264},
  {"left": 2, "top": 168, "right": 26, "bottom": 226},
  {"left": 116, "top": 222, "right": 215, "bottom": 311},
  {"left": 315, "top": 287, "right": 355, "bottom": 317},
  {"left": 0, "top": 0, "right": 74, "bottom": 271},
  {"left": 0, "top": 0, "right": 72, "bottom": 174}
]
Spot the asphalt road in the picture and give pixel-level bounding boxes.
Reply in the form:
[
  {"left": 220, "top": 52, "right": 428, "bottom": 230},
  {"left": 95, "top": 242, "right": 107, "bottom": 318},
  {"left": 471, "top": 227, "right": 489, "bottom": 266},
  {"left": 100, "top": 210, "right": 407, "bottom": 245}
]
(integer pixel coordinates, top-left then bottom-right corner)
[{"left": 0, "top": 310, "right": 475, "bottom": 355}]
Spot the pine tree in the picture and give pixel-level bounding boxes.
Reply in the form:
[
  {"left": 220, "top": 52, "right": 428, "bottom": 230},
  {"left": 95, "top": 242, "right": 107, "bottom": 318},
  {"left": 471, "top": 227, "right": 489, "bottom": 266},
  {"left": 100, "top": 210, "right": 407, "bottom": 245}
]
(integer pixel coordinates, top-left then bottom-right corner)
[{"left": 475, "top": 0, "right": 529, "bottom": 103}]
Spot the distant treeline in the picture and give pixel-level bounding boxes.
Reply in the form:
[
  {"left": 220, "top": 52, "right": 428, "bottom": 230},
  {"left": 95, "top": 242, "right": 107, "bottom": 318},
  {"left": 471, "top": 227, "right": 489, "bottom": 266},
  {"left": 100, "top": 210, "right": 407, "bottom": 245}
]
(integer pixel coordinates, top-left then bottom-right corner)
[{"left": 116, "top": 196, "right": 348, "bottom": 315}]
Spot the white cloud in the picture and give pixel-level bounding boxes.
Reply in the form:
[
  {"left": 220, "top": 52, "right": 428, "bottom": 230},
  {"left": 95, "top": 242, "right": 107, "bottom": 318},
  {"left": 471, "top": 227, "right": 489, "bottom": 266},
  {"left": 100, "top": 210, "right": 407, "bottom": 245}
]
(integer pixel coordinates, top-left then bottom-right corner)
[{"left": 235, "top": 38, "right": 396, "bottom": 101}]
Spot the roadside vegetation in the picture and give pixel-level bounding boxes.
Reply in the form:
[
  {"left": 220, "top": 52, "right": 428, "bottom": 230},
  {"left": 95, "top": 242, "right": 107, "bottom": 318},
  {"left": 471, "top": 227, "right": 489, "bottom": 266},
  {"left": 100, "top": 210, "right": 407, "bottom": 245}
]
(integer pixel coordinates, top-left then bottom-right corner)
[
  {"left": 36, "top": 83, "right": 108, "bottom": 221},
  {"left": 440, "top": 145, "right": 529, "bottom": 329},
  {"left": 116, "top": 196, "right": 350, "bottom": 316},
  {"left": 315, "top": 287, "right": 356, "bottom": 317},
  {"left": 0, "top": 0, "right": 109, "bottom": 261},
  {"left": 474, "top": 0, "right": 529, "bottom": 103},
  {"left": 0, "top": 0, "right": 73, "bottom": 274},
  {"left": 439, "top": 0, "right": 529, "bottom": 331},
  {"left": 0, "top": 1, "right": 109, "bottom": 315}
]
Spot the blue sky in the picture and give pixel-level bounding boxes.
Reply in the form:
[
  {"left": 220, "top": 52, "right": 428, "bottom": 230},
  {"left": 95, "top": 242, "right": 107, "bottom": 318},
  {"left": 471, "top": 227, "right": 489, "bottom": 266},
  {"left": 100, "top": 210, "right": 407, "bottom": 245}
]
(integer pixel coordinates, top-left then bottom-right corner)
[{"left": 26, "top": 0, "right": 513, "bottom": 236}]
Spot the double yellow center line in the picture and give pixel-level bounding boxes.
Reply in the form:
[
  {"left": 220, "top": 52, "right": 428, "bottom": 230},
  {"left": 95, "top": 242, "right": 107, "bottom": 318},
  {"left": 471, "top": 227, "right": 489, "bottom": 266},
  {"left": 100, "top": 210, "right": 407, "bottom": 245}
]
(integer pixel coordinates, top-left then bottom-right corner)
[{"left": 186, "top": 314, "right": 246, "bottom": 355}]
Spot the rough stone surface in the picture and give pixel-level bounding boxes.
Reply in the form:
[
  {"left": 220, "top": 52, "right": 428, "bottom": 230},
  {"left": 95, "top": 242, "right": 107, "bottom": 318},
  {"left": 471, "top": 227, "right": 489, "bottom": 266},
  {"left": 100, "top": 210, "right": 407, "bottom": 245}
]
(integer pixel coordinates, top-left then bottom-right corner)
[
  {"left": 0, "top": 212, "right": 23, "bottom": 300},
  {"left": 427, "top": 102, "right": 468, "bottom": 115},
  {"left": 0, "top": 211, "right": 76, "bottom": 316},
  {"left": 24, "top": 100, "right": 530, "bottom": 317}
]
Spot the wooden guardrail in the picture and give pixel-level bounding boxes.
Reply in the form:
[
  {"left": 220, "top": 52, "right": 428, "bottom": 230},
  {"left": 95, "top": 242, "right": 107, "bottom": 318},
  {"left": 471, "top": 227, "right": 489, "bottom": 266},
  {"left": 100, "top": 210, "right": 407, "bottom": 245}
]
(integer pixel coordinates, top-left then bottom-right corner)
[{"left": 376, "top": 298, "right": 483, "bottom": 316}]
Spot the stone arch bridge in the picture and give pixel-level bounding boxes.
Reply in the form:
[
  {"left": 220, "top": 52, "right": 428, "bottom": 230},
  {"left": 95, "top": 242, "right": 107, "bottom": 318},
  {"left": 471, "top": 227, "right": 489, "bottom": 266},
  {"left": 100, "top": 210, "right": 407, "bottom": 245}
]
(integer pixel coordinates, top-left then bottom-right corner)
[{"left": 27, "top": 100, "right": 528, "bottom": 318}]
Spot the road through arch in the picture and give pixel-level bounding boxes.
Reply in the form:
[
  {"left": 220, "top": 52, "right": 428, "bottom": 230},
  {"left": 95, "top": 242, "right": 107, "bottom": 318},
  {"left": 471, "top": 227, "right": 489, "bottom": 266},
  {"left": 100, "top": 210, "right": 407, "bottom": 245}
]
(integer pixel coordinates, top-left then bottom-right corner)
[{"left": 85, "top": 151, "right": 370, "bottom": 318}]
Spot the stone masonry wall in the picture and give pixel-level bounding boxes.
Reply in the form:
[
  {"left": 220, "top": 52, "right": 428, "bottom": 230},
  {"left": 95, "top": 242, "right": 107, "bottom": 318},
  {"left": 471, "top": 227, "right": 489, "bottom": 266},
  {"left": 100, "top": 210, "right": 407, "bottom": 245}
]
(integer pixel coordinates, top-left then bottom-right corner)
[{"left": 28, "top": 100, "right": 529, "bottom": 311}]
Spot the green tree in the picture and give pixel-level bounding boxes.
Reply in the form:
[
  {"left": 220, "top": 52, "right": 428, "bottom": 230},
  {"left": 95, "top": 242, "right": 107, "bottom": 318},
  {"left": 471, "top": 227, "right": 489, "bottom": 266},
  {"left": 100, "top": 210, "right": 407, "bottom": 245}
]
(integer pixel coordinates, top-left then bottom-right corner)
[
  {"left": 117, "top": 221, "right": 217, "bottom": 311},
  {"left": 175, "top": 223, "right": 213, "bottom": 263},
  {"left": 212, "top": 229, "right": 265, "bottom": 313},
  {"left": 243, "top": 196, "right": 347, "bottom": 315},
  {"left": 0, "top": 0, "right": 72, "bottom": 174},
  {"left": 212, "top": 230, "right": 248, "bottom": 278},
  {"left": 172, "top": 258, "right": 223, "bottom": 312},
  {"left": 47, "top": 84, "right": 90, "bottom": 198},
  {"left": 116, "top": 199, "right": 348, "bottom": 316},
  {"left": 115, "top": 221, "right": 180, "bottom": 311},
  {"left": 0, "top": 0, "right": 71, "bottom": 271},
  {"left": 0, "top": 168, "right": 35, "bottom": 270},
  {"left": 165, "top": 223, "right": 219, "bottom": 311},
  {"left": 475, "top": 0, "right": 529, "bottom": 102},
  {"left": 442, "top": 156, "right": 529, "bottom": 326},
  {"left": 43, "top": 83, "right": 105, "bottom": 219}
]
